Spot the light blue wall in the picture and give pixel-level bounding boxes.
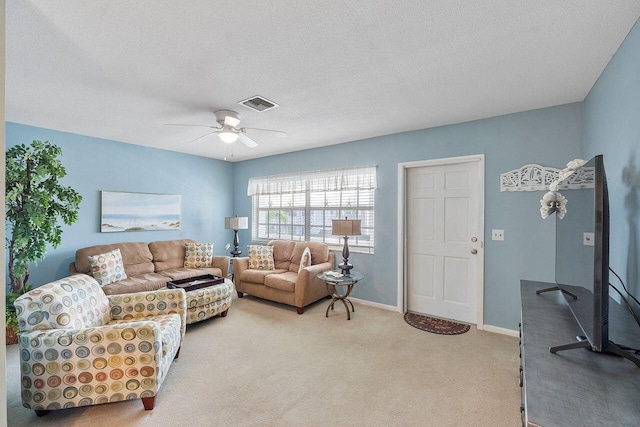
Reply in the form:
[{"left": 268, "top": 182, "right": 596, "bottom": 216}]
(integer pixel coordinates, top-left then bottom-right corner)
[
  {"left": 233, "top": 103, "right": 583, "bottom": 330},
  {"left": 5, "top": 122, "right": 233, "bottom": 288},
  {"left": 584, "top": 18, "right": 640, "bottom": 299}
]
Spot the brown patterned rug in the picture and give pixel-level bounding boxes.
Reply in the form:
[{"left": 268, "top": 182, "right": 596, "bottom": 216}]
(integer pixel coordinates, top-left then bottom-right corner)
[{"left": 404, "top": 312, "right": 470, "bottom": 335}]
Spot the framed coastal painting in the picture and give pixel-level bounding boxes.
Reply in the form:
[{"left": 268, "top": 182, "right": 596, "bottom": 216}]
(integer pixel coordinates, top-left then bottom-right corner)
[{"left": 101, "top": 191, "right": 181, "bottom": 232}]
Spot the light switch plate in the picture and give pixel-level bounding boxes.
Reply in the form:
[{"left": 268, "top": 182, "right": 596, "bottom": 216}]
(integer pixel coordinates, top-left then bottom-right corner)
[
  {"left": 583, "top": 232, "right": 594, "bottom": 246},
  {"left": 492, "top": 229, "right": 504, "bottom": 241}
]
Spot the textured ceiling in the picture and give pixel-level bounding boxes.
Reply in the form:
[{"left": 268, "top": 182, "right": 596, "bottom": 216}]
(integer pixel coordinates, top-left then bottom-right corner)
[{"left": 5, "top": 1, "right": 640, "bottom": 161}]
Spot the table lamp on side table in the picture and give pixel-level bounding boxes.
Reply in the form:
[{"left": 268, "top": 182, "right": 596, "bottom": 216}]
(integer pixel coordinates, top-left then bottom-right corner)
[
  {"left": 331, "top": 217, "right": 361, "bottom": 275},
  {"left": 225, "top": 216, "right": 249, "bottom": 257}
]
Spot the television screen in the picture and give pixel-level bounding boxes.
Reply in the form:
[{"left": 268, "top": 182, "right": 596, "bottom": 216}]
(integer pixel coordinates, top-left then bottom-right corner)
[{"left": 555, "top": 156, "right": 608, "bottom": 351}]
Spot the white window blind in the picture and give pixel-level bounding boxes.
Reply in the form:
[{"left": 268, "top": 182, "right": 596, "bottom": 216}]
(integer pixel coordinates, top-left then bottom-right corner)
[{"left": 248, "top": 167, "right": 376, "bottom": 252}]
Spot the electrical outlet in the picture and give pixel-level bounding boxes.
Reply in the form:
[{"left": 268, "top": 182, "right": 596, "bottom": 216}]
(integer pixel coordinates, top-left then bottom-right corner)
[
  {"left": 583, "top": 232, "right": 594, "bottom": 246},
  {"left": 492, "top": 229, "right": 504, "bottom": 241}
]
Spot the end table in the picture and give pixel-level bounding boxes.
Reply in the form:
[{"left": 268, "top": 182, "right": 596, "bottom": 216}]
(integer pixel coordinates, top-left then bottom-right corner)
[{"left": 317, "top": 270, "right": 364, "bottom": 320}]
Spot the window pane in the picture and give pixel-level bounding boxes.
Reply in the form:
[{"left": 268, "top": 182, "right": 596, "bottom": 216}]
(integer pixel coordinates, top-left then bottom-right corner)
[
  {"left": 310, "top": 192, "right": 324, "bottom": 207},
  {"left": 258, "top": 210, "right": 268, "bottom": 223},
  {"left": 258, "top": 195, "right": 270, "bottom": 207},
  {"left": 309, "top": 210, "right": 324, "bottom": 226},
  {"left": 359, "top": 210, "right": 374, "bottom": 227},
  {"left": 292, "top": 193, "right": 305, "bottom": 207},
  {"left": 280, "top": 225, "right": 292, "bottom": 240},
  {"left": 281, "top": 193, "right": 293, "bottom": 207},
  {"left": 340, "top": 209, "right": 356, "bottom": 220},
  {"left": 359, "top": 190, "right": 375, "bottom": 206},
  {"left": 325, "top": 210, "right": 339, "bottom": 224},
  {"left": 325, "top": 191, "right": 341, "bottom": 207},
  {"left": 292, "top": 210, "right": 305, "bottom": 225},
  {"left": 293, "top": 225, "right": 305, "bottom": 239},
  {"left": 281, "top": 210, "right": 292, "bottom": 224},
  {"left": 342, "top": 190, "right": 357, "bottom": 207}
]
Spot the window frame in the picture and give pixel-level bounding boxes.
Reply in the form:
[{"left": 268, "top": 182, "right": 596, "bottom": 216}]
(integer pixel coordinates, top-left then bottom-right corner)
[{"left": 249, "top": 167, "right": 376, "bottom": 254}]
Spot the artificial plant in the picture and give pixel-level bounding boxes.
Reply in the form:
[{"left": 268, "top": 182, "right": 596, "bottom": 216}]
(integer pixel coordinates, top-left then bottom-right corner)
[{"left": 5, "top": 140, "right": 83, "bottom": 295}]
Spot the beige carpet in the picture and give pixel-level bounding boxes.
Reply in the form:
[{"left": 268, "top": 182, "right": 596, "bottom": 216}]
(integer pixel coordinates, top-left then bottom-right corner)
[{"left": 5, "top": 296, "right": 520, "bottom": 426}]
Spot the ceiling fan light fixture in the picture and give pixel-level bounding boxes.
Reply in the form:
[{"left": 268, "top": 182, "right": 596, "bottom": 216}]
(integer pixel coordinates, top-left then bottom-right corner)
[{"left": 218, "top": 130, "right": 239, "bottom": 143}]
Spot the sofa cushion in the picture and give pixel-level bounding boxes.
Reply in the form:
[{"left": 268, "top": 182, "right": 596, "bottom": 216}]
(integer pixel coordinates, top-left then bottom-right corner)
[
  {"left": 149, "top": 239, "right": 195, "bottom": 272},
  {"left": 88, "top": 248, "right": 128, "bottom": 286},
  {"left": 184, "top": 242, "right": 214, "bottom": 268},
  {"left": 239, "top": 268, "right": 288, "bottom": 285},
  {"left": 158, "top": 267, "right": 224, "bottom": 281},
  {"left": 248, "top": 245, "right": 275, "bottom": 270},
  {"left": 100, "top": 273, "right": 171, "bottom": 295},
  {"left": 268, "top": 240, "right": 296, "bottom": 270},
  {"left": 290, "top": 242, "right": 331, "bottom": 272},
  {"left": 74, "top": 242, "right": 155, "bottom": 277},
  {"left": 264, "top": 272, "right": 297, "bottom": 293}
]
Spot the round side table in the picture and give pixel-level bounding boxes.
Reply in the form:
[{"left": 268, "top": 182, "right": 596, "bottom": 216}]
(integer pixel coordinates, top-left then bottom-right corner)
[{"left": 317, "top": 270, "right": 364, "bottom": 320}]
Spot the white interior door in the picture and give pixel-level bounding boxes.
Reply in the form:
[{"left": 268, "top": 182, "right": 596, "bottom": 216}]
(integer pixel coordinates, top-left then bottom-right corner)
[{"left": 406, "top": 159, "right": 483, "bottom": 324}]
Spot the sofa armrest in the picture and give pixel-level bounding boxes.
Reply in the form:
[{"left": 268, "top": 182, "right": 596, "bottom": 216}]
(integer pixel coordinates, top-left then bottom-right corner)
[
  {"left": 232, "top": 257, "right": 250, "bottom": 277},
  {"left": 211, "top": 256, "right": 230, "bottom": 277},
  {"left": 294, "top": 261, "right": 334, "bottom": 306},
  {"left": 301, "top": 261, "right": 334, "bottom": 278},
  {"left": 69, "top": 262, "right": 80, "bottom": 275},
  {"left": 108, "top": 288, "right": 187, "bottom": 340},
  {"left": 17, "top": 321, "right": 170, "bottom": 409}
]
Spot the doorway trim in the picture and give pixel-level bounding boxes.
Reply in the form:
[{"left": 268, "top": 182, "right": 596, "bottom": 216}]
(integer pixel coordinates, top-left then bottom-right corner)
[{"left": 397, "top": 154, "right": 485, "bottom": 330}]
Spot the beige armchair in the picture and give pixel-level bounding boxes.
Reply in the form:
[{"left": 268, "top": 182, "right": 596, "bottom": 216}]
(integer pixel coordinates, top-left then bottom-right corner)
[
  {"left": 13, "top": 274, "right": 186, "bottom": 416},
  {"left": 233, "top": 240, "right": 334, "bottom": 314}
]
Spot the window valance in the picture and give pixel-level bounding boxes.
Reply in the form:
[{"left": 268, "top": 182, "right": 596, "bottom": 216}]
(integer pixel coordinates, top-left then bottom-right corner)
[{"left": 247, "top": 166, "right": 377, "bottom": 196}]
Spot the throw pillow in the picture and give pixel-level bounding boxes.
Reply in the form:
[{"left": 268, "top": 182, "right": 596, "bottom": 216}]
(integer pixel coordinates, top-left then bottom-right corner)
[
  {"left": 298, "top": 246, "right": 312, "bottom": 273},
  {"left": 184, "top": 242, "right": 214, "bottom": 268},
  {"left": 88, "top": 248, "right": 127, "bottom": 286},
  {"left": 247, "top": 245, "right": 275, "bottom": 270}
]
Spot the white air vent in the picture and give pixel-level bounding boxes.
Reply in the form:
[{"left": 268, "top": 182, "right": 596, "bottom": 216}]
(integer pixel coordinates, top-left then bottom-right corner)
[{"left": 238, "top": 95, "right": 279, "bottom": 112}]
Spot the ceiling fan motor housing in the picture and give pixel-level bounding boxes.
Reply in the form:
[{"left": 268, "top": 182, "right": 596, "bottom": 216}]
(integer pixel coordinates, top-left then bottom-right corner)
[{"left": 214, "top": 109, "right": 241, "bottom": 127}]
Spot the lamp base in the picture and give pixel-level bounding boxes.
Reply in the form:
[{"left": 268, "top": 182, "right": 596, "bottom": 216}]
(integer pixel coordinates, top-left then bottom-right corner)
[
  {"left": 231, "top": 229, "right": 241, "bottom": 257},
  {"left": 339, "top": 262, "right": 353, "bottom": 276}
]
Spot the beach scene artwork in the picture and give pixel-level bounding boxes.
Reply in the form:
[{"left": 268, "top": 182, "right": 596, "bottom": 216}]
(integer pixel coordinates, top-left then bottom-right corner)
[{"left": 101, "top": 191, "right": 181, "bottom": 232}]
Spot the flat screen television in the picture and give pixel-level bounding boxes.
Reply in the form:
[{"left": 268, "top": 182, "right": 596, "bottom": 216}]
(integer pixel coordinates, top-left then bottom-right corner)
[{"left": 553, "top": 154, "right": 640, "bottom": 366}]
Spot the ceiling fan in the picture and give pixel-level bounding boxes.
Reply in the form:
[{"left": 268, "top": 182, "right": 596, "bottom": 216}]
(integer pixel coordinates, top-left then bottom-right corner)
[{"left": 166, "top": 109, "right": 286, "bottom": 147}]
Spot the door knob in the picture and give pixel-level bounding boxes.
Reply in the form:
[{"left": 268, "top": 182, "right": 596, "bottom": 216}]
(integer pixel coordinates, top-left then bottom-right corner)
[
  {"left": 471, "top": 249, "right": 478, "bottom": 255},
  {"left": 471, "top": 237, "right": 478, "bottom": 242}
]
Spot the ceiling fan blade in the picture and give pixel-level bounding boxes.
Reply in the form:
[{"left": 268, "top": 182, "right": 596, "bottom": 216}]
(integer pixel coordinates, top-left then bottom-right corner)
[
  {"left": 238, "top": 133, "right": 259, "bottom": 148},
  {"left": 165, "top": 123, "right": 221, "bottom": 128},
  {"left": 241, "top": 127, "right": 287, "bottom": 137},
  {"left": 224, "top": 115, "right": 241, "bottom": 127},
  {"left": 187, "top": 131, "right": 218, "bottom": 144}
]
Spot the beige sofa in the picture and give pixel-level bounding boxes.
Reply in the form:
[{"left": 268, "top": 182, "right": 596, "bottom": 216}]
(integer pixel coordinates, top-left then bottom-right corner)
[
  {"left": 232, "top": 240, "right": 334, "bottom": 314},
  {"left": 70, "top": 239, "right": 230, "bottom": 295}
]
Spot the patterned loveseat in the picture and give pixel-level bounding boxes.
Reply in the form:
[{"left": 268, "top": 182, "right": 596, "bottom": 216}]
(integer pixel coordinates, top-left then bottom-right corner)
[{"left": 13, "top": 274, "right": 186, "bottom": 416}]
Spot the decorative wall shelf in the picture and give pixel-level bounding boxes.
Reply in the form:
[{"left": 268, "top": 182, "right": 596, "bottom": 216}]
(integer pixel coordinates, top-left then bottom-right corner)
[{"left": 500, "top": 164, "right": 594, "bottom": 192}]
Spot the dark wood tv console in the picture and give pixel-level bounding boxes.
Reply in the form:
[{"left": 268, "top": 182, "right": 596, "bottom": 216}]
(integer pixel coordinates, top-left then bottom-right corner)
[{"left": 520, "top": 280, "right": 640, "bottom": 426}]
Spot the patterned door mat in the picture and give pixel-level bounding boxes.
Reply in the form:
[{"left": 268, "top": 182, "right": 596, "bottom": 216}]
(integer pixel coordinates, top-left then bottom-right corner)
[{"left": 404, "top": 312, "right": 470, "bottom": 335}]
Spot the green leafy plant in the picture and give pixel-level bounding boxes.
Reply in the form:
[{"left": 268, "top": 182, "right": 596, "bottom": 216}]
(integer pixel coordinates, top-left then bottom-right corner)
[
  {"left": 5, "top": 285, "right": 32, "bottom": 334},
  {"left": 5, "top": 140, "right": 83, "bottom": 294}
]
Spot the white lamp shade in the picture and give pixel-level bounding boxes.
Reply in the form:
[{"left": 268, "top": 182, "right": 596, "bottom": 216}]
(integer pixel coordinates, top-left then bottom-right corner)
[
  {"left": 225, "top": 216, "right": 249, "bottom": 230},
  {"left": 331, "top": 219, "right": 361, "bottom": 236}
]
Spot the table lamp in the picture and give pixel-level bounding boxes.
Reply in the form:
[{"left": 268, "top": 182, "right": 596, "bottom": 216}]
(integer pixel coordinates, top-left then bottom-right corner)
[
  {"left": 331, "top": 217, "right": 361, "bottom": 275},
  {"left": 225, "top": 216, "right": 249, "bottom": 257}
]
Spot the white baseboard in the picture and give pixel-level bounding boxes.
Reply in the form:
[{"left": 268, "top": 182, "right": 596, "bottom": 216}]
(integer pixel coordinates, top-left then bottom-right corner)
[
  {"left": 349, "top": 297, "right": 397, "bottom": 312},
  {"left": 482, "top": 324, "right": 519, "bottom": 337}
]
